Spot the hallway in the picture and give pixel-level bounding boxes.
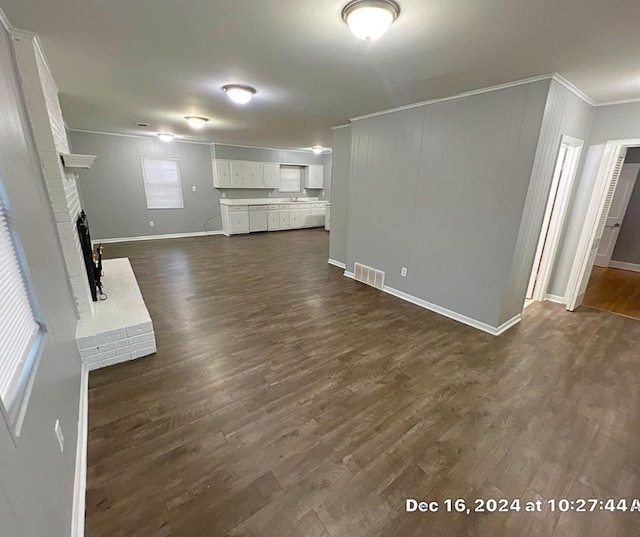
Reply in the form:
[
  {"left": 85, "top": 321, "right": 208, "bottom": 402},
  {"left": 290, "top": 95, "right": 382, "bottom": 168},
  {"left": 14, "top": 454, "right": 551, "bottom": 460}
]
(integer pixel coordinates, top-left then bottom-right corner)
[{"left": 583, "top": 267, "right": 640, "bottom": 320}]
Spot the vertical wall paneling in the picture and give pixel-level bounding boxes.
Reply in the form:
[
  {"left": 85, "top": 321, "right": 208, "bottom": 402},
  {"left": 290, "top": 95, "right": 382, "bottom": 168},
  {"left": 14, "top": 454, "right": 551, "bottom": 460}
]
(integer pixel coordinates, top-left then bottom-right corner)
[{"left": 329, "top": 126, "right": 352, "bottom": 265}]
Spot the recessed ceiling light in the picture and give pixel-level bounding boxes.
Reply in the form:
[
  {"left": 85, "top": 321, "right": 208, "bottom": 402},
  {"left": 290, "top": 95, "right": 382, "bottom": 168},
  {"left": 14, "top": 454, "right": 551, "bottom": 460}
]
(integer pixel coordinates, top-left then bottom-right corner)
[
  {"left": 222, "top": 84, "right": 257, "bottom": 105},
  {"left": 157, "top": 133, "right": 175, "bottom": 142},
  {"left": 184, "top": 116, "right": 209, "bottom": 129},
  {"left": 312, "top": 145, "right": 324, "bottom": 155},
  {"left": 342, "top": 0, "right": 400, "bottom": 41}
]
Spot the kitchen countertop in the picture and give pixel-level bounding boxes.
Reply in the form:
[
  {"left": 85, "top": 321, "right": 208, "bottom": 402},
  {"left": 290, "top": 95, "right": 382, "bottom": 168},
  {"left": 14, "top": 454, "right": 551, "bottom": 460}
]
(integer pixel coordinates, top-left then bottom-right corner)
[{"left": 219, "top": 198, "right": 328, "bottom": 206}]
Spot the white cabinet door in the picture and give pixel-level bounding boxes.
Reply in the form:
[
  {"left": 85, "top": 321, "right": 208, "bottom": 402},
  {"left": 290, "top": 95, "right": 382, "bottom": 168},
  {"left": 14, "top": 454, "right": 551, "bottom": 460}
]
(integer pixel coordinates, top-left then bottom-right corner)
[
  {"left": 268, "top": 209, "right": 280, "bottom": 230},
  {"left": 264, "top": 163, "right": 280, "bottom": 188},
  {"left": 279, "top": 208, "right": 290, "bottom": 229},
  {"left": 290, "top": 208, "right": 302, "bottom": 229},
  {"left": 300, "top": 207, "right": 311, "bottom": 228},
  {"left": 242, "top": 161, "right": 263, "bottom": 188},
  {"left": 230, "top": 161, "right": 243, "bottom": 187},
  {"left": 213, "top": 160, "right": 231, "bottom": 188},
  {"left": 305, "top": 165, "right": 324, "bottom": 189},
  {"left": 311, "top": 205, "right": 325, "bottom": 227},
  {"left": 229, "top": 207, "right": 249, "bottom": 234}
]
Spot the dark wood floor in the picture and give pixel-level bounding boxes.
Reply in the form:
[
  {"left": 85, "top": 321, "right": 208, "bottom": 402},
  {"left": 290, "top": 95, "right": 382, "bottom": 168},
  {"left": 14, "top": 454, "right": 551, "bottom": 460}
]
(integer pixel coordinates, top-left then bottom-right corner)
[
  {"left": 584, "top": 266, "right": 640, "bottom": 320},
  {"left": 86, "top": 230, "right": 640, "bottom": 537}
]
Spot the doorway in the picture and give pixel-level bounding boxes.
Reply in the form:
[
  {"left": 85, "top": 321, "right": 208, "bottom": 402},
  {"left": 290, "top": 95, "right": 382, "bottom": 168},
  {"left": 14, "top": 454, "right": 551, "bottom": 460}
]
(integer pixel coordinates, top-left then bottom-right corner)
[
  {"left": 566, "top": 138, "right": 640, "bottom": 312},
  {"left": 527, "top": 135, "right": 584, "bottom": 303}
]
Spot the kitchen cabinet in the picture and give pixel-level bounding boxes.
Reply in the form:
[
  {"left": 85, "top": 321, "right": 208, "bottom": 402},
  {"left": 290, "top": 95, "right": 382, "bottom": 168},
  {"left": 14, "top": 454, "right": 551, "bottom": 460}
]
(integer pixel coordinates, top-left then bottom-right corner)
[
  {"left": 279, "top": 205, "right": 290, "bottom": 229},
  {"left": 264, "top": 163, "right": 280, "bottom": 188},
  {"left": 268, "top": 205, "right": 280, "bottom": 230},
  {"left": 311, "top": 204, "right": 325, "bottom": 227},
  {"left": 228, "top": 206, "right": 249, "bottom": 234},
  {"left": 230, "top": 161, "right": 243, "bottom": 187},
  {"left": 305, "top": 165, "right": 324, "bottom": 189},
  {"left": 249, "top": 206, "right": 268, "bottom": 232},
  {"left": 213, "top": 160, "right": 231, "bottom": 188},
  {"left": 300, "top": 207, "right": 311, "bottom": 228},
  {"left": 325, "top": 204, "right": 331, "bottom": 231},
  {"left": 242, "top": 161, "right": 263, "bottom": 188},
  {"left": 290, "top": 207, "right": 302, "bottom": 229}
]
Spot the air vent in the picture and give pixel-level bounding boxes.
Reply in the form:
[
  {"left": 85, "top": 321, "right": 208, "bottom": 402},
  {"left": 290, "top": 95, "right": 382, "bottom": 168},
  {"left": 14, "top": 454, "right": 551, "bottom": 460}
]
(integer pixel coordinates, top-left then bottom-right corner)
[
  {"left": 354, "top": 262, "right": 385, "bottom": 290},
  {"left": 137, "top": 122, "right": 149, "bottom": 127}
]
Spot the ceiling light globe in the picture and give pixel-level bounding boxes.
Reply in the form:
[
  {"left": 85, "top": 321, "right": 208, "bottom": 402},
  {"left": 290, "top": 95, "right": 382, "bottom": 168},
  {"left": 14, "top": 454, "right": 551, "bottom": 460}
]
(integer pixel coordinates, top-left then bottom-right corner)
[
  {"left": 223, "top": 85, "right": 257, "bottom": 105},
  {"left": 312, "top": 146, "right": 324, "bottom": 155},
  {"left": 342, "top": 0, "right": 400, "bottom": 41},
  {"left": 185, "top": 116, "right": 209, "bottom": 129},
  {"left": 157, "top": 133, "right": 174, "bottom": 142}
]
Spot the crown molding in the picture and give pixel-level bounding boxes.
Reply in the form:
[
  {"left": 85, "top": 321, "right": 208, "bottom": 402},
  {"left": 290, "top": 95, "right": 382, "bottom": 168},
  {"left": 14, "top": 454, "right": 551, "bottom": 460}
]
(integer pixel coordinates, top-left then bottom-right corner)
[
  {"left": 550, "top": 73, "right": 597, "bottom": 107},
  {"left": 332, "top": 124, "right": 351, "bottom": 130},
  {"left": 596, "top": 97, "right": 640, "bottom": 107}
]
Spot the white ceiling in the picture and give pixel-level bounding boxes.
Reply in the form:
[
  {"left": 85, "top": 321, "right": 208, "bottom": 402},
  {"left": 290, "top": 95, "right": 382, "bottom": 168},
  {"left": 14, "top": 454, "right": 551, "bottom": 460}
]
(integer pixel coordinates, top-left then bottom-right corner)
[{"left": 2, "top": 0, "right": 640, "bottom": 149}]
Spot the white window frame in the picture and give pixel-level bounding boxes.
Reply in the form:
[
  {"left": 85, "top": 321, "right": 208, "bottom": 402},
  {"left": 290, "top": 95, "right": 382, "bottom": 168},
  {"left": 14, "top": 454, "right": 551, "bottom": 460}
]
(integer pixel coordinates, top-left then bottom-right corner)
[
  {"left": 140, "top": 156, "right": 185, "bottom": 209},
  {"left": 0, "top": 181, "right": 45, "bottom": 439},
  {"left": 278, "top": 165, "right": 302, "bottom": 193}
]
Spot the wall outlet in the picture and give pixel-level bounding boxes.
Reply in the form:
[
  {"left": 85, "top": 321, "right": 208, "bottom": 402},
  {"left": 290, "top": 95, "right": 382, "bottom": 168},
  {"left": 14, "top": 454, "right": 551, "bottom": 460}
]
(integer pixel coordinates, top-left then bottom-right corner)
[
  {"left": 192, "top": 186, "right": 197, "bottom": 192},
  {"left": 401, "top": 267, "right": 408, "bottom": 277},
  {"left": 54, "top": 420, "right": 64, "bottom": 452},
  {"left": 222, "top": 192, "right": 227, "bottom": 198},
  {"left": 149, "top": 221, "right": 155, "bottom": 228}
]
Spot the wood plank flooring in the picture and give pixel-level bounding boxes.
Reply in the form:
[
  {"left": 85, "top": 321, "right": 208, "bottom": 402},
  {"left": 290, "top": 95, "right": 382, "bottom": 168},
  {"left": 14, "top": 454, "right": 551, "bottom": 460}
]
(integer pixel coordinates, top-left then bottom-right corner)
[
  {"left": 86, "top": 230, "right": 640, "bottom": 536},
  {"left": 584, "top": 266, "right": 640, "bottom": 320}
]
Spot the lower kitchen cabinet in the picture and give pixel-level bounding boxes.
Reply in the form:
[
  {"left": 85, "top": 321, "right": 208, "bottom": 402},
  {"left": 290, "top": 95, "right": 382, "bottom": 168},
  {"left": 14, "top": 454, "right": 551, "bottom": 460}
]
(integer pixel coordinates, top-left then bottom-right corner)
[{"left": 222, "top": 201, "right": 327, "bottom": 235}]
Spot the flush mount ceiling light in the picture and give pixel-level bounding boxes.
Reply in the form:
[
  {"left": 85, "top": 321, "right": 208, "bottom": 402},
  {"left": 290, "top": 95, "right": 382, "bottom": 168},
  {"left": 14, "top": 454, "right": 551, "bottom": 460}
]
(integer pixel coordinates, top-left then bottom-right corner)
[
  {"left": 157, "top": 133, "right": 175, "bottom": 142},
  {"left": 312, "top": 145, "right": 324, "bottom": 155},
  {"left": 184, "top": 116, "right": 209, "bottom": 129},
  {"left": 222, "top": 84, "right": 257, "bottom": 105},
  {"left": 342, "top": 0, "right": 400, "bottom": 41}
]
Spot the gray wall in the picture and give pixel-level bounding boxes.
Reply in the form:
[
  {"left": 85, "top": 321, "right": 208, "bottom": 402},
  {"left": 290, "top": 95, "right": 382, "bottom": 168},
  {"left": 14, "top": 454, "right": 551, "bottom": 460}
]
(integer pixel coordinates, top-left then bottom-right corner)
[
  {"left": 547, "top": 100, "right": 640, "bottom": 297},
  {"left": 71, "top": 132, "right": 222, "bottom": 240},
  {"left": 321, "top": 153, "right": 332, "bottom": 201},
  {"left": 345, "top": 80, "right": 551, "bottom": 328},
  {"left": 0, "top": 23, "right": 82, "bottom": 537},
  {"left": 211, "top": 144, "right": 326, "bottom": 200},
  {"left": 329, "top": 126, "right": 351, "bottom": 264},
  {"left": 611, "top": 161, "right": 640, "bottom": 265},
  {"left": 501, "top": 80, "right": 594, "bottom": 320}
]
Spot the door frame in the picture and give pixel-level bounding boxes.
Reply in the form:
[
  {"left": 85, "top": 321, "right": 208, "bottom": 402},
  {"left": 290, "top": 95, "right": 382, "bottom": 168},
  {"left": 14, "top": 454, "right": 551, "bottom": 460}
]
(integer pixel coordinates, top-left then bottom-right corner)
[
  {"left": 565, "top": 138, "right": 640, "bottom": 310},
  {"left": 528, "top": 135, "right": 584, "bottom": 302}
]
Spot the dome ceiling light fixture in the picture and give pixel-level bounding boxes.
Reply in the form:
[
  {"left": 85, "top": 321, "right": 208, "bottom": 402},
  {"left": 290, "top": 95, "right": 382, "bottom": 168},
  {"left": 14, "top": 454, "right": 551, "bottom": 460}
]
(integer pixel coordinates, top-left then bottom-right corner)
[
  {"left": 312, "top": 145, "right": 325, "bottom": 155},
  {"left": 222, "top": 84, "right": 257, "bottom": 105},
  {"left": 184, "top": 116, "right": 209, "bottom": 129},
  {"left": 157, "top": 133, "right": 175, "bottom": 142},
  {"left": 342, "top": 0, "right": 400, "bottom": 42}
]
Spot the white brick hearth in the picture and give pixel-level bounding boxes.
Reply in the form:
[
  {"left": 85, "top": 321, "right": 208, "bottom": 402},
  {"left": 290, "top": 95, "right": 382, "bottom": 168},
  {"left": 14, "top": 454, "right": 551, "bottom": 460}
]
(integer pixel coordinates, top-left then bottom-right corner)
[{"left": 76, "top": 258, "right": 157, "bottom": 371}]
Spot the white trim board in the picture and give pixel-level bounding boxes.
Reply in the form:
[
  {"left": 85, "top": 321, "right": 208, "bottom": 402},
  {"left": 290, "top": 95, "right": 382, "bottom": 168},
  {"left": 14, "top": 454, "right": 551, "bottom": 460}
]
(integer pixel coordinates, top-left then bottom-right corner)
[
  {"left": 94, "top": 231, "right": 224, "bottom": 244},
  {"left": 71, "top": 368, "right": 88, "bottom": 537},
  {"left": 328, "top": 259, "right": 346, "bottom": 269},
  {"left": 609, "top": 261, "right": 640, "bottom": 273},
  {"left": 545, "top": 294, "right": 566, "bottom": 304},
  {"left": 342, "top": 271, "right": 521, "bottom": 336}
]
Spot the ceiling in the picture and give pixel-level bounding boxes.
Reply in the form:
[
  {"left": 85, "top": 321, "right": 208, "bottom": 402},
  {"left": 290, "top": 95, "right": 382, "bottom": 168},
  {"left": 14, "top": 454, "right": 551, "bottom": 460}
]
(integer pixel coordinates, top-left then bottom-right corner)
[{"left": 2, "top": 0, "right": 640, "bottom": 149}]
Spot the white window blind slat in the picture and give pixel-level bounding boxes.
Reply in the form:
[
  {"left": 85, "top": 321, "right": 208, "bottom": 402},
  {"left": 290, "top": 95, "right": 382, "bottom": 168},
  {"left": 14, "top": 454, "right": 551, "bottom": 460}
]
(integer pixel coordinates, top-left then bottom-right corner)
[
  {"left": 0, "top": 204, "right": 39, "bottom": 409},
  {"left": 279, "top": 165, "right": 302, "bottom": 193},
  {"left": 141, "top": 157, "right": 184, "bottom": 209}
]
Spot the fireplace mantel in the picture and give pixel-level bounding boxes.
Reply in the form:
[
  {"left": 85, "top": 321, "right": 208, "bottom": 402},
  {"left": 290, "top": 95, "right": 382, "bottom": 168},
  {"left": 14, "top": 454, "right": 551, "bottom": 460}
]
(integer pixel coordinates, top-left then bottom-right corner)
[{"left": 60, "top": 153, "right": 96, "bottom": 170}]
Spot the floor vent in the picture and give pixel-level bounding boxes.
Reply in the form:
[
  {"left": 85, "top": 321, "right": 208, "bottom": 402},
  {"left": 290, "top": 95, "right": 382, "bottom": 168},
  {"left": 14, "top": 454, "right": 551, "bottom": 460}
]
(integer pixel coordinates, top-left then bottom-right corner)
[{"left": 354, "top": 262, "right": 385, "bottom": 290}]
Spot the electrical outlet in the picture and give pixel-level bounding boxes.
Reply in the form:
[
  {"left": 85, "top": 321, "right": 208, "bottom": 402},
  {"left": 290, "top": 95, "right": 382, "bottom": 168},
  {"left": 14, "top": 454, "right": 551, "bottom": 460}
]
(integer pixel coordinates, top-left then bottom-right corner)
[
  {"left": 401, "top": 267, "right": 408, "bottom": 277},
  {"left": 192, "top": 185, "right": 197, "bottom": 192},
  {"left": 149, "top": 221, "right": 155, "bottom": 227},
  {"left": 222, "top": 192, "right": 227, "bottom": 198},
  {"left": 54, "top": 420, "right": 64, "bottom": 452}
]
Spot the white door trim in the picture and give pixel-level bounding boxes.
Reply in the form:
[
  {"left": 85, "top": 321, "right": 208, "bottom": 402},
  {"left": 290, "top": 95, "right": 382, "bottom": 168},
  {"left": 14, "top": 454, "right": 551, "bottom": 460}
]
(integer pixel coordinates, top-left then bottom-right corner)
[
  {"left": 565, "top": 138, "right": 640, "bottom": 310},
  {"left": 528, "top": 135, "right": 584, "bottom": 303}
]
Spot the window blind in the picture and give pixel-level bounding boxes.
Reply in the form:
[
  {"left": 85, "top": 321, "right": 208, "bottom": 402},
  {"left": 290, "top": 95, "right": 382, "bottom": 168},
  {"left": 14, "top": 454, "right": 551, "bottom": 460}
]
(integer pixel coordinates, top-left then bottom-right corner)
[
  {"left": 279, "top": 165, "right": 302, "bottom": 193},
  {"left": 141, "top": 157, "right": 184, "bottom": 209},
  {"left": 0, "top": 200, "right": 39, "bottom": 410}
]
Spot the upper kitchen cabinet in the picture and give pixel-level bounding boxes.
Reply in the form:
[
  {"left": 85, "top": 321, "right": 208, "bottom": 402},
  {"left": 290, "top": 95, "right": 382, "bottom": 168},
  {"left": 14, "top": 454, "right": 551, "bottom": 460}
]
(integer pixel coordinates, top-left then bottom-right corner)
[
  {"left": 305, "top": 165, "right": 324, "bottom": 189},
  {"left": 242, "top": 161, "right": 264, "bottom": 188},
  {"left": 264, "top": 162, "right": 280, "bottom": 188},
  {"left": 213, "top": 159, "right": 232, "bottom": 188}
]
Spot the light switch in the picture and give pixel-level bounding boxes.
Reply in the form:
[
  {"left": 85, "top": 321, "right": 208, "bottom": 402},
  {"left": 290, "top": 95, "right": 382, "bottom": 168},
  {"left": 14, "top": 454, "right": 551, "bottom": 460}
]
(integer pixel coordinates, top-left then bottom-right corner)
[
  {"left": 401, "top": 267, "right": 408, "bottom": 277},
  {"left": 192, "top": 186, "right": 197, "bottom": 192},
  {"left": 149, "top": 221, "right": 155, "bottom": 228},
  {"left": 54, "top": 420, "right": 64, "bottom": 452}
]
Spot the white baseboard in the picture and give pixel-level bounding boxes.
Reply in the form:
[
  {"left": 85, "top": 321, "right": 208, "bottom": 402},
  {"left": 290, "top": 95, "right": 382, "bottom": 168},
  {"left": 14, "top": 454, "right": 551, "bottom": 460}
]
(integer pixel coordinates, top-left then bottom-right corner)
[
  {"left": 544, "top": 293, "right": 566, "bottom": 304},
  {"left": 609, "top": 261, "right": 640, "bottom": 273},
  {"left": 382, "top": 285, "right": 521, "bottom": 336},
  {"left": 328, "top": 258, "right": 346, "bottom": 269},
  {"left": 71, "top": 367, "right": 89, "bottom": 537},
  {"left": 95, "top": 231, "right": 224, "bottom": 244},
  {"left": 344, "top": 270, "right": 355, "bottom": 279}
]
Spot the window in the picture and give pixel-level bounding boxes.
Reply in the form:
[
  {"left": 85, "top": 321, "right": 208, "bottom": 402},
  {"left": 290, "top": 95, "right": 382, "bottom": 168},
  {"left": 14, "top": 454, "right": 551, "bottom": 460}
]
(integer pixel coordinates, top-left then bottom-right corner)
[
  {"left": 279, "top": 165, "right": 302, "bottom": 193},
  {"left": 141, "top": 157, "right": 184, "bottom": 209},
  {"left": 0, "top": 183, "right": 43, "bottom": 434}
]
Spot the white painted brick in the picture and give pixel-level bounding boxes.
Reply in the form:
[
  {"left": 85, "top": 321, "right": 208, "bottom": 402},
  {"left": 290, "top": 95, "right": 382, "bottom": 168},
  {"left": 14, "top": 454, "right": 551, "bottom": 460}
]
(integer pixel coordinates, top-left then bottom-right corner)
[
  {"left": 96, "top": 341, "right": 118, "bottom": 352},
  {"left": 95, "top": 349, "right": 117, "bottom": 361},
  {"left": 80, "top": 347, "right": 98, "bottom": 358},
  {"left": 116, "top": 346, "right": 132, "bottom": 357},
  {"left": 131, "top": 347, "right": 155, "bottom": 360},
  {"left": 116, "top": 338, "right": 130, "bottom": 349},
  {"left": 126, "top": 322, "right": 153, "bottom": 337},
  {"left": 128, "top": 332, "right": 155, "bottom": 345},
  {"left": 77, "top": 335, "right": 97, "bottom": 350},
  {"left": 96, "top": 329, "right": 127, "bottom": 345}
]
